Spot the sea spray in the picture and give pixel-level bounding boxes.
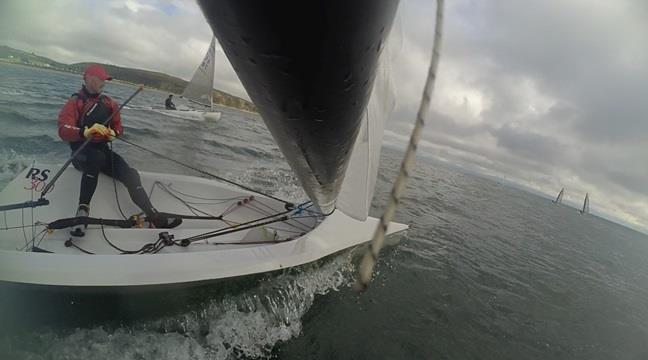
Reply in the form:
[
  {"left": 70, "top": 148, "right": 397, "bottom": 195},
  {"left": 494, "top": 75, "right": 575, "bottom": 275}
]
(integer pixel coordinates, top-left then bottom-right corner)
[{"left": 6, "top": 254, "right": 356, "bottom": 360}]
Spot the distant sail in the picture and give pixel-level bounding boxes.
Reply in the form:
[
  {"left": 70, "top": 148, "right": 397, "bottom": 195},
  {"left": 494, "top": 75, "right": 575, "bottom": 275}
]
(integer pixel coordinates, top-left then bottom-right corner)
[
  {"left": 182, "top": 37, "right": 216, "bottom": 108},
  {"left": 580, "top": 193, "right": 590, "bottom": 214},
  {"left": 553, "top": 188, "right": 564, "bottom": 204}
]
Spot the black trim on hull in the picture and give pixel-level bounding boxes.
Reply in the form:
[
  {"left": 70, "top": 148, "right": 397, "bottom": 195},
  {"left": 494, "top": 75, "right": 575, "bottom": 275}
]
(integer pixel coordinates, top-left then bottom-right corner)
[{"left": 197, "top": 0, "right": 400, "bottom": 212}]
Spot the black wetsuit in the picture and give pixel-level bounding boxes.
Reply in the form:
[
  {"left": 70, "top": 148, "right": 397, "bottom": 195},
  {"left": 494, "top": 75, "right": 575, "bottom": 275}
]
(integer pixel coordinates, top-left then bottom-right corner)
[{"left": 165, "top": 97, "right": 176, "bottom": 110}]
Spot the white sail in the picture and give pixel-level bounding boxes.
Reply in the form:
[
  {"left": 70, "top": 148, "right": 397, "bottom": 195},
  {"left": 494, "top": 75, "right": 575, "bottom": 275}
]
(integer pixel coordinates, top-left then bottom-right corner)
[
  {"left": 337, "top": 29, "right": 397, "bottom": 221},
  {"left": 581, "top": 193, "right": 590, "bottom": 214},
  {"left": 553, "top": 188, "right": 564, "bottom": 204},
  {"left": 182, "top": 37, "right": 216, "bottom": 108}
]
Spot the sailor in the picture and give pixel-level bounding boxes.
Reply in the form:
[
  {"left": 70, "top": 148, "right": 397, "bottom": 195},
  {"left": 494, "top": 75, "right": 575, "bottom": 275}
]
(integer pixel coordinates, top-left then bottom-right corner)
[
  {"left": 57, "top": 64, "right": 181, "bottom": 236},
  {"left": 165, "top": 94, "right": 176, "bottom": 110}
]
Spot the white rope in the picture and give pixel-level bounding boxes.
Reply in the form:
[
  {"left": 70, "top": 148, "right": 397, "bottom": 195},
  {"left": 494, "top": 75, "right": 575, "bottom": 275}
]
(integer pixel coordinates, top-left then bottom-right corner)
[{"left": 354, "top": 0, "right": 445, "bottom": 292}]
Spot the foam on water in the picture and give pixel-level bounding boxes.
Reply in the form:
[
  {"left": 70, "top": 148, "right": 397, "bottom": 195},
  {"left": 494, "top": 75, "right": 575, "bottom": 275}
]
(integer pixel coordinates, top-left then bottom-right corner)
[
  {"left": 230, "top": 165, "right": 306, "bottom": 204},
  {"left": 5, "top": 254, "right": 355, "bottom": 360},
  {"left": 0, "top": 150, "right": 31, "bottom": 189}
]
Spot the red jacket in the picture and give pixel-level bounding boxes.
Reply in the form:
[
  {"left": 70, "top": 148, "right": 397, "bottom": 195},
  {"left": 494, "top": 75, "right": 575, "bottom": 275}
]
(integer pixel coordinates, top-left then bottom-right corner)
[{"left": 58, "top": 88, "right": 123, "bottom": 143}]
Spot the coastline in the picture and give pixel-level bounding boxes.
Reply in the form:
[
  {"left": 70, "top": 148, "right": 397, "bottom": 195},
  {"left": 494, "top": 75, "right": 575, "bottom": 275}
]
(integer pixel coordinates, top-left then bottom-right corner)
[{"left": 0, "top": 59, "right": 257, "bottom": 114}]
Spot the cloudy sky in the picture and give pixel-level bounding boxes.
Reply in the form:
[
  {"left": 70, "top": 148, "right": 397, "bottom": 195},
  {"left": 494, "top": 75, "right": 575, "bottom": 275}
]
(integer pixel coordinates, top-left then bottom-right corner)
[{"left": 1, "top": 0, "right": 647, "bottom": 232}]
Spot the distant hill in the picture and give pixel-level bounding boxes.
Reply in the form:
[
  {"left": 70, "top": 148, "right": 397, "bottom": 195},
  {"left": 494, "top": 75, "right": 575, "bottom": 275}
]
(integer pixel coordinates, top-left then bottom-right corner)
[
  {"left": 0, "top": 45, "right": 256, "bottom": 112},
  {"left": 0, "top": 45, "right": 68, "bottom": 69}
]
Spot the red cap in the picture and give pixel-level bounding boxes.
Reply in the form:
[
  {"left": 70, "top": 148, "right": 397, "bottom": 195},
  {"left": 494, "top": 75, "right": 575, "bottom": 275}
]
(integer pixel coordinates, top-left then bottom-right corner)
[{"left": 84, "top": 64, "right": 112, "bottom": 81}]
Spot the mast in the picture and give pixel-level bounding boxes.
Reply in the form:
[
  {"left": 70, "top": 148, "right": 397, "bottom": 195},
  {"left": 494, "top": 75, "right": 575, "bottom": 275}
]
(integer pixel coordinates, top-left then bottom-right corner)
[{"left": 196, "top": 0, "right": 400, "bottom": 213}]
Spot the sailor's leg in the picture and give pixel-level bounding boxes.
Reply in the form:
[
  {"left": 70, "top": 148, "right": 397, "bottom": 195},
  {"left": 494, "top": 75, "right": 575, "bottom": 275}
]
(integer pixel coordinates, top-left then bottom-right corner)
[
  {"left": 70, "top": 146, "right": 105, "bottom": 236},
  {"left": 102, "top": 149, "right": 182, "bottom": 229},
  {"left": 72, "top": 146, "right": 105, "bottom": 207},
  {"left": 101, "top": 149, "right": 155, "bottom": 216}
]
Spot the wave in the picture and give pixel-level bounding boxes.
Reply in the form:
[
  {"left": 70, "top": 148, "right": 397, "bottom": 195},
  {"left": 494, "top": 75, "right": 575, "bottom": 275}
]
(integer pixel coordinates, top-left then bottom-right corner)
[
  {"left": 0, "top": 150, "right": 31, "bottom": 189},
  {"left": 2, "top": 254, "right": 356, "bottom": 360},
  {"left": 120, "top": 126, "right": 162, "bottom": 140},
  {"left": 0, "top": 107, "right": 40, "bottom": 126},
  {"left": 0, "top": 88, "right": 25, "bottom": 96},
  {"left": 234, "top": 166, "right": 305, "bottom": 203},
  {"left": 0, "top": 135, "right": 68, "bottom": 157}
]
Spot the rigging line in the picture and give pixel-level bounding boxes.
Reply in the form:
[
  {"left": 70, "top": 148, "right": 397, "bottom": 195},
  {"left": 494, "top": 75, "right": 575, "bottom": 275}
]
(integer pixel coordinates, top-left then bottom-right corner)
[
  {"left": 65, "top": 239, "right": 95, "bottom": 255},
  {"left": 221, "top": 197, "right": 255, "bottom": 218},
  {"left": 160, "top": 187, "right": 243, "bottom": 205},
  {"left": 2, "top": 224, "right": 48, "bottom": 231},
  {"left": 28, "top": 228, "right": 46, "bottom": 248},
  {"left": 153, "top": 181, "right": 219, "bottom": 218},
  {"left": 263, "top": 226, "right": 304, "bottom": 235},
  {"left": 17, "top": 229, "right": 47, "bottom": 252},
  {"left": 242, "top": 202, "right": 273, "bottom": 217},
  {"left": 158, "top": 183, "right": 240, "bottom": 205},
  {"left": 221, "top": 202, "right": 242, "bottom": 217},
  {"left": 34, "top": 230, "right": 48, "bottom": 249},
  {"left": 180, "top": 215, "right": 290, "bottom": 244},
  {"left": 250, "top": 198, "right": 283, "bottom": 215},
  {"left": 21, "top": 207, "right": 28, "bottom": 249},
  {"left": 241, "top": 201, "right": 311, "bottom": 232},
  {"left": 100, "top": 222, "right": 170, "bottom": 255},
  {"left": 284, "top": 201, "right": 326, "bottom": 227},
  {"left": 178, "top": 210, "right": 292, "bottom": 243},
  {"left": 99, "top": 222, "right": 157, "bottom": 254},
  {"left": 289, "top": 214, "right": 330, "bottom": 220},
  {"left": 115, "top": 136, "right": 294, "bottom": 206},
  {"left": 100, "top": 223, "right": 131, "bottom": 254},
  {"left": 162, "top": 183, "right": 245, "bottom": 201},
  {"left": 151, "top": 181, "right": 207, "bottom": 217},
  {"left": 281, "top": 216, "right": 312, "bottom": 233},
  {"left": 40, "top": 85, "right": 144, "bottom": 198},
  {"left": 154, "top": 184, "right": 231, "bottom": 223},
  {"left": 180, "top": 199, "right": 234, "bottom": 206},
  {"left": 206, "top": 238, "right": 292, "bottom": 246},
  {"left": 355, "top": 0, "right": 445, "bottom": 292},
  {"left": 153, "top": 181, "right": 233, "bottom": 218},
  {"left": 30, "top": 160, "right": 35, "bottom": 246}
]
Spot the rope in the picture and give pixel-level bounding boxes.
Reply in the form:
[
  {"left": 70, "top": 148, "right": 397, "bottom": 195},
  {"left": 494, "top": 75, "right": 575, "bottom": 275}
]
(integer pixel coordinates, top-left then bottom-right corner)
[
  {"left": 354, "top": 0, "right": 445, "bottom": 292},
  {"left": 114, "top": 136, "right": 294, "bottom": 207}
]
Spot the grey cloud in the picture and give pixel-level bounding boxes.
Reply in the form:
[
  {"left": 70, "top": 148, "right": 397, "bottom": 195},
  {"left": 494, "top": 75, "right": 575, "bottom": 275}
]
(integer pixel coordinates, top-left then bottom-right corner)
[
  {"left": 387, "top": 0, "right": 648, "bottom": 228},
  {"left": 489, "top": 123, "right": 567, "bottom": 166},
  {"left": 0, "top": 0, "right": 248, "bottom": 99},
  {"left": 454, "top": 0, "right": 648, "bottom": 143}
]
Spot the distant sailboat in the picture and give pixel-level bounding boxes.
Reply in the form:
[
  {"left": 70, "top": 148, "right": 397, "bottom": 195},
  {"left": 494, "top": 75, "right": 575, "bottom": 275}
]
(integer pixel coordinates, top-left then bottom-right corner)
[
  {"left": 552, "top": 187, "right": 564, "bottom": 204},
  {"left": 580, "top": 193, "right": 590, "bottom": 214},
  {"left": 180, "top": 36, "right": 222, "bottom": 121}
]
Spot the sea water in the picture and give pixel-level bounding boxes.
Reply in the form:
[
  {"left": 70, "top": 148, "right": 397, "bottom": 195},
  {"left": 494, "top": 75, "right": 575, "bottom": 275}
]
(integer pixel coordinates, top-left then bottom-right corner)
[{"left": 1, "top": 62, "right": 648, "bottom": 359}]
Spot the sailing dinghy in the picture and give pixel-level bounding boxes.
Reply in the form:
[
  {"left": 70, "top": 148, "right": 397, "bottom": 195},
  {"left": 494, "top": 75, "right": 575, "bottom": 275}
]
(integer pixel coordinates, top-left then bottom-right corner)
[
  {"left": 156, "top": 37, "right": 222, "bottom": 121},
  {"left": 0, "top": 0, "right": 407, "bottom": 288}
]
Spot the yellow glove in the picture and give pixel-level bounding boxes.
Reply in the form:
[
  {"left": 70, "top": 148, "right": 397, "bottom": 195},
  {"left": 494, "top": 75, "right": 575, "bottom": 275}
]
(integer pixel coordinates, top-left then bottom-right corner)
[
  {"left": 107, "top": 128, "right": 117, "bottom": 141},
  {"left": 83, "top": 123, "right": 111, "bottom": 139}
]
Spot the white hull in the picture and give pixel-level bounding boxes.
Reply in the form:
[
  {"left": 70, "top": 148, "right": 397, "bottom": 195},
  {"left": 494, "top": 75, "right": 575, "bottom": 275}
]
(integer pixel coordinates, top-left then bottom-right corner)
[
  {"left": 0, "top": 165, "right": 406, "bottom": 288},
  {"left": 149, "top": 108, "right": 222, "bottom": 121}
]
